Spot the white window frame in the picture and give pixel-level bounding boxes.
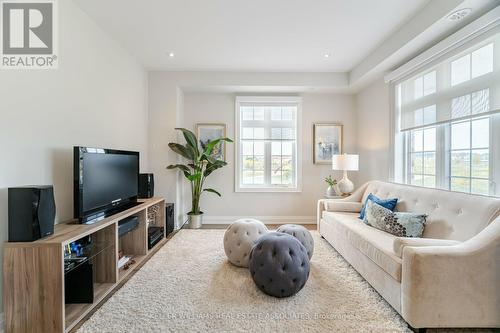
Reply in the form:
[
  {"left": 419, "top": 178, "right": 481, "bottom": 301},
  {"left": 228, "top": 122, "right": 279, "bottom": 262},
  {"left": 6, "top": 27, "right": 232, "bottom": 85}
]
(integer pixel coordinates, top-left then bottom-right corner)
[
  {"left": 406, "top": 126, "right": 438, "bottom": 188},
  {"left": 235, "top": 96, "right": 302, "bottom": 192},
  {"left": 401, "top": 116, "right": 498, "bottom": 195},
  {"left": 387, "top": 13, "right": 500, "bottom": 197}
]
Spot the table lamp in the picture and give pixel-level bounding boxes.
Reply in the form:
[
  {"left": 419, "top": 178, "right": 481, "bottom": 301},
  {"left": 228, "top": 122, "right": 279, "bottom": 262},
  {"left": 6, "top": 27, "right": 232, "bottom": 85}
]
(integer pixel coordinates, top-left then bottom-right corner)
[{"left": 332, "top": 154, "right": 359, "bottom": 195}]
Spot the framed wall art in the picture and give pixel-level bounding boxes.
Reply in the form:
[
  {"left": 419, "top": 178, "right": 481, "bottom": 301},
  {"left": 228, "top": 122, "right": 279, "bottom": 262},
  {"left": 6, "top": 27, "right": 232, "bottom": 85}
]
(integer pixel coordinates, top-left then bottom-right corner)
[
  {"left": 196, "top": 123, "right": 227, "bottom": 161},
  {"left": 313, "top": 123, "right": 343, "bottom": 164}
]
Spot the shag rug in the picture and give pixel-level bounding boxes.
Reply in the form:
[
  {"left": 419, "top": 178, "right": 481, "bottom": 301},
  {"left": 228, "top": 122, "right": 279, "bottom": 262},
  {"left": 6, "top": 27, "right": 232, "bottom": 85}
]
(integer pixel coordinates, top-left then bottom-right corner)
[{"left": 77, "top": 230, "right": 492, "bottom": 333}]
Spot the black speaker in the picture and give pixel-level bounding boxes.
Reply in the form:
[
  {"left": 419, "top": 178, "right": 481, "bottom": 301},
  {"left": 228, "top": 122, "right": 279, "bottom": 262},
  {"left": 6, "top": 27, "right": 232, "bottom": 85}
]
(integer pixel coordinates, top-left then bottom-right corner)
[
  {"left": 138, "top": 173, "right": 154, "bottom": 199},
  {"left": 65, "top": 262, "right": 94, "bottom": 304},
  {"left": 166, "top": 203, "right": 174, "bottom": 236},
  {"left": 8, "top": 186, "right": 56, "bottom": 242}
]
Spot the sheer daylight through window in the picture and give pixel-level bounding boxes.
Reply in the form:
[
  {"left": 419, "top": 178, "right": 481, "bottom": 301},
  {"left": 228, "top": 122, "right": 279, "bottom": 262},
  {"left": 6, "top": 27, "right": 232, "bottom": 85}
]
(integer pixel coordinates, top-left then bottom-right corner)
[
  {"left": 393, "top": 31, "right": 500, "bottom": 196},
  {"left": 235, "top": 97, "right": 301, "bottom": 192}
]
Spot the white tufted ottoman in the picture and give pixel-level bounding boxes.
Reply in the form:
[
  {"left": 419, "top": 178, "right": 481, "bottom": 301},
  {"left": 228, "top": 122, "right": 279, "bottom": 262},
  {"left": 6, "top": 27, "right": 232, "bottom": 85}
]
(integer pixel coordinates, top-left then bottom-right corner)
[
  {"left": 224, "top": 219, "right": 268, "bottom": 267},
  {"left": 276, "top": 224, "right": 314, "bottom": 259}
]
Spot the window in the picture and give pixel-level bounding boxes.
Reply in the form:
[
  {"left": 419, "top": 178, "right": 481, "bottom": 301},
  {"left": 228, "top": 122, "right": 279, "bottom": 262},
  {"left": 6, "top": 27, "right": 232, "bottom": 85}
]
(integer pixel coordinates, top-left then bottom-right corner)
[
  {"left": 392, "top": 30, "right": 500, "bottom": 197},
  {"left": 450, "top": 117, "right": 490, "bottom": 195},
  {"left": 408, "top": 127, "right": 436, "bottom": 188},
  {"left": 451, "top": 44, "right": 494, "bottom": 86},
  {"left": 235, "top": 97, "right": 302, "bottom": 192},
  {"left": 414, "top": 71, "right": 436, "bottom": 99}
]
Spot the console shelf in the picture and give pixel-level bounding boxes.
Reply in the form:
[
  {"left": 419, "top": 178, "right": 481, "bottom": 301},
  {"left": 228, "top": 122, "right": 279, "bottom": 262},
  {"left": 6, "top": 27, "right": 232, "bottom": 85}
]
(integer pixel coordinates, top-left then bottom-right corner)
[
  {"left": 64, "top": 282, "right": 115, "bottom": 329},
  {"left": 118, "top": 254, "right": 147, "bottom": 281},
  {"left": 3, "top": 198, "right": 167, "bottom": 333}
]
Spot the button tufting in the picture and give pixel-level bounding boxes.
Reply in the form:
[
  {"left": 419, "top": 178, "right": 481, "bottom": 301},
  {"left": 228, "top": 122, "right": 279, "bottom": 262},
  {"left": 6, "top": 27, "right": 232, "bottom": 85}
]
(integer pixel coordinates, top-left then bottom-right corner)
[{"left": 248, "top": 231, "right": 310, "bottom": 298}]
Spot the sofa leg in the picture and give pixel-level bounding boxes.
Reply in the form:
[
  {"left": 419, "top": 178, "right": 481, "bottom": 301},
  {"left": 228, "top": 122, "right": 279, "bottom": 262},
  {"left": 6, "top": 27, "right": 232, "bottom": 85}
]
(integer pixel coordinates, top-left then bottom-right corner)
[{"left": 408, "top": 325, "right": 426, "bottom": 333}]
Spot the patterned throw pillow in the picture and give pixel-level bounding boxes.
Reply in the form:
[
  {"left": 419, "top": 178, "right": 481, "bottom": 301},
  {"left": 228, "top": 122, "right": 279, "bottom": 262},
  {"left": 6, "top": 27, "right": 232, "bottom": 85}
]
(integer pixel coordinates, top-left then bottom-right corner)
[
  {"left": 363, "top": 200, "right": 427, "bottom": 237},
  {"left": 359, "top": 193, "right": 398, "bottom": 220}
]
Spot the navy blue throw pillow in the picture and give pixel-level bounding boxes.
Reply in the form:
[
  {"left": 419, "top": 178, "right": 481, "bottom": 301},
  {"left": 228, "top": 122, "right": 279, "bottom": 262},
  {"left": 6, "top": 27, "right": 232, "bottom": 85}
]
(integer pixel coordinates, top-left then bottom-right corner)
[{"left": 359, "top": 193, "right": 398, "bottom": 220}]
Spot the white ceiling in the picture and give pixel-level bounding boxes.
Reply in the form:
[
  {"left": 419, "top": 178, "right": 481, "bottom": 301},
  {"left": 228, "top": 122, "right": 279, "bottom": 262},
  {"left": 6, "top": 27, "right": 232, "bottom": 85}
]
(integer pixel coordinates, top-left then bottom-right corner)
[{"left": 74, "top": 0, "right": 430, "bottom": 72}]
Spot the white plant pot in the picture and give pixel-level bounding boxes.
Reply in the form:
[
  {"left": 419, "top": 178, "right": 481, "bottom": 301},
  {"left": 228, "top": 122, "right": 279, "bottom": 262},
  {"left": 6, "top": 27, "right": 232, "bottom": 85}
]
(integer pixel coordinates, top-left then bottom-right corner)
[
  {"left": 326, "top": 186, "right": 336, "bottom": 197},
  {"left": 187, "top": 213, "right": 203, "bottom": 229}
]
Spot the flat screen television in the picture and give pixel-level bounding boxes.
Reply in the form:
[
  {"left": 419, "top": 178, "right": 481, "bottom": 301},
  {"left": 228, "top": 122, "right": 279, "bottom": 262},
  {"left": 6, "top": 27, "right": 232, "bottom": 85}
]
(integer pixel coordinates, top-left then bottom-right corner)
[{"left": 74, "top": 146, "right": 139, "bottom": 224}]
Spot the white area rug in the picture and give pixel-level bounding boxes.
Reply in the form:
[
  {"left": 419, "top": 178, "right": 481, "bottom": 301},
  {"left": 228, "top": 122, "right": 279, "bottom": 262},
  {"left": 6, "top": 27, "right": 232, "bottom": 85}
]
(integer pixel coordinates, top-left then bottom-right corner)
[{"left": 77, "top": 230, "right": 491, "bottom": 333}]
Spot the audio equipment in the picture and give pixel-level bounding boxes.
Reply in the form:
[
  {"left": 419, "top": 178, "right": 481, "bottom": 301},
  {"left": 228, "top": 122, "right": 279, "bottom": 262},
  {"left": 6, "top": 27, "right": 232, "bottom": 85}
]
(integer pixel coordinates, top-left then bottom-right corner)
[
  {"left": 138, "top": 173, "right": 154, "bottom": 199},
  {"left": 148, "top": 226, "right": 164, "bottom": 249},
  {"left": 65, "top": 261, "right": 94, "bottom": 304},
  {"left": 8, "top": 186, "right": 56, "bottom": 242},
  {"left": 166, "top": 203, "right": 174, "bottom": 236},
  {"left": 118, "top": 216, "right": 139, "bottom": 237}
]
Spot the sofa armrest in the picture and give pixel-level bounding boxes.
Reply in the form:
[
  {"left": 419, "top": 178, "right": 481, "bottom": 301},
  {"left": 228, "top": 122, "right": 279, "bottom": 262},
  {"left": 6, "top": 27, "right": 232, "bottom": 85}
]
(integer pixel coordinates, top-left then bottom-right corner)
[
  {"left": 317, "top": 183, "right": 370, "bottom": 233},
  {"left": 325, "top": 201, "right": 363, "bottom": 213},
  {"left": 317, "top": 198, "right": 362, "bottom": 229},
  {"left": 338, "top": 182, "right": 370, "bottom": 203},
  {"left": 393, "top": 237, "right": 461, "bottom": 258},
  {"left": 401, "top": 217, "right": 500, "bottom": 328}
]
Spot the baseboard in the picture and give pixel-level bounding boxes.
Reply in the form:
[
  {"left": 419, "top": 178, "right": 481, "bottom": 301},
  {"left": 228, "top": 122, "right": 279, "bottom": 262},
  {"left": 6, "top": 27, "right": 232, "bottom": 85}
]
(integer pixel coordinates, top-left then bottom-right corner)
[{"left": 202, "top": 215, "right": 316, "bottom": 225}]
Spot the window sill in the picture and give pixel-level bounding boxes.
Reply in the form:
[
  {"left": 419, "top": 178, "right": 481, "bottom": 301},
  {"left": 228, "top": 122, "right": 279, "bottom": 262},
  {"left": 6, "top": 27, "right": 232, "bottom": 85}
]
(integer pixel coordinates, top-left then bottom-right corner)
[{"left": 235, "top": 187, "right": 302, "bottom": 193}]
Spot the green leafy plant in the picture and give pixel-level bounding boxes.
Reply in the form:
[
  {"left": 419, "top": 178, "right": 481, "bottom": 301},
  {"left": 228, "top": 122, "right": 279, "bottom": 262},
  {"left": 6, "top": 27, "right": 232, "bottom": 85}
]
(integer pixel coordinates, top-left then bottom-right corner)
[
  {"left": 166, "top": 128, "right": 233, "bottom": 215},
  {"left": 325, "top": 175, "right": 337, "bottom": 187}
]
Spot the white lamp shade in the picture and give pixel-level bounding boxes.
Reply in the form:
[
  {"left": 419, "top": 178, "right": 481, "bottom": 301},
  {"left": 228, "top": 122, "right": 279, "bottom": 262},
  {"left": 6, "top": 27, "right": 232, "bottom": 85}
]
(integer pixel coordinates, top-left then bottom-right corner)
[{"left": 332, "top": 154, "right": 359, "bottom": 171}]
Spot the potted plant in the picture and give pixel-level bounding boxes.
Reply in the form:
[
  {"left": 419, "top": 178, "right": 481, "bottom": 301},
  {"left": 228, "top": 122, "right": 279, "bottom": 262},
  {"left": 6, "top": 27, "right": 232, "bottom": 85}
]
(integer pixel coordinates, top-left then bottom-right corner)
[
  {"left": 167, "top": 128, "right": 233, "bottom": 229},
  {"left": 325, "top": 175, "right": 338, "bottom": 197}
]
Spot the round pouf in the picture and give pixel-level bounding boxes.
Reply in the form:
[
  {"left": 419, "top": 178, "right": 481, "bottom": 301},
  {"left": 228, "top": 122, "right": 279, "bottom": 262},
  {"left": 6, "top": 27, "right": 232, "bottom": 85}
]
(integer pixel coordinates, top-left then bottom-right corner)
[
  {"left": 276, "top": 224, "right": 314, "bottom": 259},
  {"left": 249, "top": 232, "right": 310, "bottom": 298},
  {"left": 223, "top": 219, "right": 268, "bottom": 267}
]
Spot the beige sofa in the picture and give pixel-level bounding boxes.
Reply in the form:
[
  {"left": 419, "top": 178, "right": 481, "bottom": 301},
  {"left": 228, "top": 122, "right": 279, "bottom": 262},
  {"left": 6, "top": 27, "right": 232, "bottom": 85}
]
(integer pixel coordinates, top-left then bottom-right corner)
[{"left": 317, "top": 180, "right": 500, "bottom": 329}]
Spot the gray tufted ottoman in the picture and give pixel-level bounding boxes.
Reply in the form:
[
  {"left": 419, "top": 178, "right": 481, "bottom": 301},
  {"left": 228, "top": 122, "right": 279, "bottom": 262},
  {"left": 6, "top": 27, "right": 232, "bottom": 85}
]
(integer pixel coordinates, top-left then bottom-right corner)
[
  {"left": 249, "top": 232, "right": 310, "bottom": 298},
  {"left": 223, "top": 219, "right": 268, "bottom": 267},
  {"left": 276, "top": 224, "right": 314, "bottom": 259}
]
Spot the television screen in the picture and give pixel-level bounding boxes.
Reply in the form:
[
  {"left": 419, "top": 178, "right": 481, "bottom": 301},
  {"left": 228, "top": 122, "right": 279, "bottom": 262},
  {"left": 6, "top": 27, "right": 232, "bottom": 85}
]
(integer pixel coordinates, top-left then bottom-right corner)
[{"left": 74, "top": 147, "right": 139, "bottom": 224}]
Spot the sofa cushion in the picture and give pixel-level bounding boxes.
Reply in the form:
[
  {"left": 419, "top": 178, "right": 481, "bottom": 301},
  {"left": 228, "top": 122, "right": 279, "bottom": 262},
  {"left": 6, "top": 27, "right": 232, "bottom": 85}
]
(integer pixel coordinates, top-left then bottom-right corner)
[
  {"left": 364, "top": 200, "right": 427, "bottom": 237},
  {"left": 361, "top": 181, "right": 500, "bottom": 241},
  {"left": 322, "top": 211, "right": 402, "bottom": 281},
  {"left": 393, "top": 237, "right": 461, "bottom": 258},
  {"left": 359, "top": 193, "right": 398, "bottom": 220}
]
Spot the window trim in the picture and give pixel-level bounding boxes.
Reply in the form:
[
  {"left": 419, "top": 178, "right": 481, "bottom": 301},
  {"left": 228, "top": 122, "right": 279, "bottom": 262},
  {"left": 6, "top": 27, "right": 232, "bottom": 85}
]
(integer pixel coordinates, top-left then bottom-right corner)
[
  {"left": 448, "top": 116, "right": 492, "bottom": 194},
  {"left": 384, "top": 8, "right": 500, "bottom": 83},
  {"left": 398, "top": 114, "right": 499, "bottom": 196},
  {"left": 234, "top": 96, "right": 302, "bottom": 193},
  {"left": 388, "top": 13, "right": 500, "bottom": 197},
  {"left": 406, "top": 126, "right": 437, "bottom": 188}
]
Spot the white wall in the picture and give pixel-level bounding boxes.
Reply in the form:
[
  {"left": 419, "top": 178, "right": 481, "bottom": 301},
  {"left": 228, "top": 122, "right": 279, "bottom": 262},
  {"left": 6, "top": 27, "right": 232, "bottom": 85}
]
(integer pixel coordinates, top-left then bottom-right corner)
[
  {"left": 180, "top": 92, "right": 356, "bottom": 222},
  {"left": 0, "top": 0, "right": 148, "bottom": 315},
  {"left": 148, "top": 72, "right": 352, "bottom": 227},
  {"left": 148, "top": 72, "right": 395, "bottom": 226},
  {"left": 355, "top": 79, "right": 391, "bottom": 185}
]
